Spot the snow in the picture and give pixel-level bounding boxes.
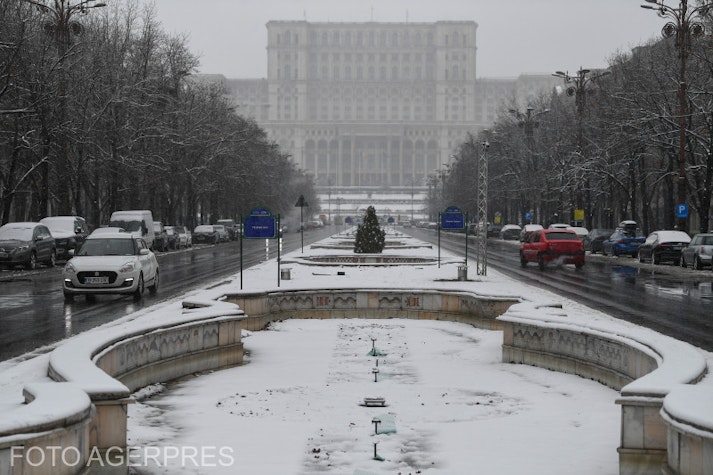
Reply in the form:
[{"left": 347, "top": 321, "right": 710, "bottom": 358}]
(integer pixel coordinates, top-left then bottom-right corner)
[{"left": 0, "top": 228, "right": 712, "bottom": 474}]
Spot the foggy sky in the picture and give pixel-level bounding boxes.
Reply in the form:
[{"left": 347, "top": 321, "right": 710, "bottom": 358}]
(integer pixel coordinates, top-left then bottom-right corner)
[{"left": 151, "top": 0, "right": 666, "bottom": 79}]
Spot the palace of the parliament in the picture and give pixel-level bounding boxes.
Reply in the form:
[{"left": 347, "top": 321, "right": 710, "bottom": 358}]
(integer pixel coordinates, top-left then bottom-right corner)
[{"left": 207, "top": 20, "right": 558, "bottom": 219}]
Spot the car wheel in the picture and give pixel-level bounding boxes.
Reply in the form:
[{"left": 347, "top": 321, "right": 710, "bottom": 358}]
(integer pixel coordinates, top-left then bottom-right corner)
[
  {"left": 638, "top": 252, "right": 645, "bottom": 263},
  {"left": 602, "top": 247, "right": 608, "bottom": 256},
  {"left": 680, "top": 256, "right": 687, "bottom": 268},
  {"left": 537, "top": 254, "right": 545, "bottom": 271},
  {"left": 519, "top": 252, "right": 527, "bottom": 268},
  {"left": 25, "top": 252, "right": 37, "bottom": 270},
  {"left": 694, "top": 257, "right": 703, "bottom": 270},
  {"left": 45, "top": 249, "right": 56, "bottom": 267},
  {"left": 149, "top": 270, "right": 159, "bottom": 294},
  {"left": 63, "top": 291, "right": 74, "bottom": 301},
  {"left": 631, "top": 252, "right": 637, "bottom": 259},
  {"left": 575, "top": 261, "right": 584, "bottom": 269},
  {"left": 133, "top": 274, "right": 145, "bottom": 301},
  {"left": 653, "top": 253, "right": 660, "bottom": 265}
]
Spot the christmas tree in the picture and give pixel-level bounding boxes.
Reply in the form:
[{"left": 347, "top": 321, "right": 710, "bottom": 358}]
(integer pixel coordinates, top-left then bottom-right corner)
[{"left": 354, "top": 206, "right": 386, "bottom": 253}]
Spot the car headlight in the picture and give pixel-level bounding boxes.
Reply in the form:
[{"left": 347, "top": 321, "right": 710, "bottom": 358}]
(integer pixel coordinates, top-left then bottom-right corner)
[
  {"left": 12, "top": 245, "right": 29, "bottom": 254},
  {"left": 119, "top": 261, "right": 137, "bottom": 273},
  {"left": 64, "top": 261, "right": 77, "bottom": 273}
]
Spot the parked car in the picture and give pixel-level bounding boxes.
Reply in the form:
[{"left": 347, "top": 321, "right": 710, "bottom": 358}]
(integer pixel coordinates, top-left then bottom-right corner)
[
  {"left": 602, "top": 225, "right": 645, "bottom": 258},
  {"left": 109, "top": 210, "right": 154, "bottom": 250},
  {"left": 519, "top": 224, "right": 544, "bottom": 242},
  {"left": 638, "top": 230, "right": 691, "bottom": 266},
  {"left": 164, "top": 226, "right": 179, "bottom": 250},
  {"left": 153, "top": 221, "right": 169, "bottom": 252},
  {"left": 193, "top": 225, "right": 219, "bottom": 244},
  {"left": 499, "top": 224, "right": 522, "bottom": 240},
  {"left": 62, "top": 230, "right": 158, "bottom": 301},
  {"left": 213, "top": 224, "right": 230, "bottom": 242},
  {"left": 520, "top": 228, "right": 585, "bottom": 270},
  {"left": 680, "top": 233, "right": 713, "bottom": 270},
  {"left": 567, "top": 226, "right": 589, "bottom": 242},
  {"left": 0, "top": 222, "right": 56, "bottom": 270},
  {"left": 216, "top": 219, "right": 239, "bottom": 240},
  {"left": 171, "top": 225, "right": 191, "bottom": 249},
  {"left": 40, "top": 216, "right": 91, "bottom": 261},
  {"left": 584, "top": 228, "right": 614, "bottom": 254}
]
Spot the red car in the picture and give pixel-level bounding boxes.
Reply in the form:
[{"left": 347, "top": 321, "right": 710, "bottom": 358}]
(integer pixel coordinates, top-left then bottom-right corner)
[{"left": 520, "top": 228, "right": 585, "bottom": 270}]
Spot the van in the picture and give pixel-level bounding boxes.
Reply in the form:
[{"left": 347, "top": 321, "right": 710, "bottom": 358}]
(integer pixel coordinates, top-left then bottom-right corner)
[{"left": 108, "top": 210, "right": 155, "bottom": 249}]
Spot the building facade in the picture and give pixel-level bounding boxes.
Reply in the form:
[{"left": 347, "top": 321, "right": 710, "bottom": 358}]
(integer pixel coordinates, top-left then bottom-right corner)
[{"left": 222, "top": 20, "right": 558, "bottom": 197}]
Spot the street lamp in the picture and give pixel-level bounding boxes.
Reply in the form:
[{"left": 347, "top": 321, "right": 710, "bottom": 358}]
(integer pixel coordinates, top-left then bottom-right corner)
[
  {"left": 552, "top": 67, "right": 610, "bottom": 228},
  {"left": 641, "top": 0, "right": 711, "bottom": 232},
  {"left": 23, "top": 0, "right": 107, "bottom": 216}
]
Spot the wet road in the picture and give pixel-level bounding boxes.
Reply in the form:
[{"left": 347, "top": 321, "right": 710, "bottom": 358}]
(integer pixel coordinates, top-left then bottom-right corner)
[
  {"left": 0, "top": 227, "right": 335, "bottom": 362},
  {"left": 407, "top": 228, "right": 713, "bottom": 352}
]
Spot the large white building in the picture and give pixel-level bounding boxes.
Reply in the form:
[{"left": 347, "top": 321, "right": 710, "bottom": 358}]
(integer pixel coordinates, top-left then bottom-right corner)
[{"left": 223, "top": 21, "right": 557, "bottom": 189}]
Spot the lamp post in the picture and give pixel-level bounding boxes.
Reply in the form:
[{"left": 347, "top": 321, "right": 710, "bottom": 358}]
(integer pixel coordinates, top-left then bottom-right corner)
[
  {"left": 476, "top": 136, "right": 489, "bottom": 276},
  {"left": 24, "top": 0, "right": 107, "bottom": 216},
  {"left": 641, "top": 0, "right": 711, "bottom": 232},
  {"left": 552, "top": 67, "right": 610, "bottom": 229}
]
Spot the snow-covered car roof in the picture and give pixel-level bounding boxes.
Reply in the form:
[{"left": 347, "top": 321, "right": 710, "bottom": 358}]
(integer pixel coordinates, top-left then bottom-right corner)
[
  {"left": 652, "top": 230, "right": 691, "bottom": 243},
  {"left": 567, "top": 226, "right": 589, "bottom": 236},
  {"left": 522, "top": 224, "right": 543, "bottom": 231},
  {"left": 501, "top": 224, "right": 522, "bottom": 231}
]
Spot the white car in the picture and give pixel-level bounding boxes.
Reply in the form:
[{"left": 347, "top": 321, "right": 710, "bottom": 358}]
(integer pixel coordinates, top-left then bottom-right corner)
[{"left": 62, "top": 230, "right": 159, "bottom": 301}]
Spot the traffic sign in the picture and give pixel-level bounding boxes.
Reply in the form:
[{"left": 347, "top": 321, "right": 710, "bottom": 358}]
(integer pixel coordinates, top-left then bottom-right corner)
[
  {"left": 676, "top": 204, "right": 688, "bottom": 219},
  {"left": 243, "top": 207, "right": 277, "bottom": 239},
  {"left": 441, "top": 206, "right": 465, "bottom": 230}
]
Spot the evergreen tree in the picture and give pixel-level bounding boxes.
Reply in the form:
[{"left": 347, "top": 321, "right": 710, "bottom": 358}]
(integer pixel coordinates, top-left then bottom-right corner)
[{"left": 354, "top": 206, "right": 386, "bottom": 253}]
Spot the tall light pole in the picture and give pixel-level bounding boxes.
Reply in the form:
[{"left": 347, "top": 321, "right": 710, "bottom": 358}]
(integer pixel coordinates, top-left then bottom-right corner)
[
  {"left": 552, "top": 68, "right": 610, "bottom": 229},
  {"left": 24, "top": 0, "right": 107, "bottom": 216},
  {"left": 641, "top": 0, "right": 711, "bottom": 232},
  {"left": 476, "top": 137, "right": 489, "bottom": 276}
]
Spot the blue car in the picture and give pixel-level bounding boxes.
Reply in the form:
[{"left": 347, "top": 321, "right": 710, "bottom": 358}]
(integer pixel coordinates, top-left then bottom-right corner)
[{"left": 602, "top": 226, "right": 645, "bottom": 258}]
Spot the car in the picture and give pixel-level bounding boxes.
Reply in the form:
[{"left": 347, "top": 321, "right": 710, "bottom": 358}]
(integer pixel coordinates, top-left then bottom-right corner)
[
  {"left": 193, "top": 225, "right": 219, "bottom": 244},
  {"left": 109, "top": 210, "right": 155, "bottom": 250},
  {"left": 62, "top": 230, "right": 158, "bottom": 301},
  {"left": 584, "top": 228, "right": 614, "bottom": 254},
  {"left": 164, "top": 226, "right": 179, "bottom": 250},
  {"left": 0, "top": 222, "right": 56, "bottom": 270},
  {"left": 548, "top": 223, "right": 570, "bottom": 229},
  {"left": 519, "top": 223, "right": 543, "bottom": 242},
  {"left": 40, "top": 216, "right": 90, "bottom": 261},
  {"left": 638, "top": 230, "right": 691, "bottom": 266},
  {"left": 602, "top": 223, "right": 645, "bottom": 258},
  {"left": 216, "top": 219, "right": 239, "bottom": 240},
  {"left": 213, "top": 224, "right": 230, "bottom": 242},
  {"left": 680, "top": 233, "right": 713, "bottom": 270},
  {"left": 153, "top": 221, "right": 169, "bottom": 252},
  {"left": 171, "top": 225, "right": 191, "bottom": 249},
  {"left": 499, "top": 224, "right": 522, "bottom": 240},
  {"left": 567, "top": 226, "right": 589, "bottom": 242},
  {"left": 519, "top": 228, "right": 585, "bottom": 270}
]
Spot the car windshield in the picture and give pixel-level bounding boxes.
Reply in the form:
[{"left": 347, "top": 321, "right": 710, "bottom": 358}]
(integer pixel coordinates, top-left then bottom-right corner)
[
  {"left": 77, "top": 238, "right": 135, "bottom": 256},
  {"left": 0, "top": 226, "right": 32, "bottom": 241},
  {"left": 109, "top": 219, "right": 142, "bottom": 232},
  {"left": 547, "top": 231, "right": 578, "bottom": 240}
]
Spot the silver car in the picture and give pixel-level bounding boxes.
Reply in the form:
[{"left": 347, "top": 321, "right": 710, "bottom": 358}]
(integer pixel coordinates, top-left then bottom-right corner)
[
  {"left": 680, "top": 233, "right": 713, "bottom": 270},
  {"left": 62, "top": 230, "right": 159, "bottom": 301}
]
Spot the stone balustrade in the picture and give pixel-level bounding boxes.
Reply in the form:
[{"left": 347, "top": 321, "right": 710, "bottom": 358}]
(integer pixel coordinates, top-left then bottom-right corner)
[
  {"left": 498, "top": 302, "right": 709, "bottom": 475},
  {"left": 0, "top": 303, "right": 244, "bottom": 475}
]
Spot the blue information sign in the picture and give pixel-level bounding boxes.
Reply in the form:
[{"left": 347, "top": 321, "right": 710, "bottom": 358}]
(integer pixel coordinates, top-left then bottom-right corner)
[
  {"left": 345, "top": 216, "right": 353, "bottom": 224},
  {"left": 243, "top": 208, "right": 277, "bottom": 239},
  {"left": 441, "top": 206, "right": 465, "bottom": 230},
  {"left": 676, "top": 204, "right": 688, "bottom": 219}
]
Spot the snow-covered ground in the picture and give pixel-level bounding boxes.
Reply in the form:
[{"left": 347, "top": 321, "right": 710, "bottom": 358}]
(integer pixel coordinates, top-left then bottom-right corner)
[{"left": 1, "top": 228, "right": 710, "bottom": 474}]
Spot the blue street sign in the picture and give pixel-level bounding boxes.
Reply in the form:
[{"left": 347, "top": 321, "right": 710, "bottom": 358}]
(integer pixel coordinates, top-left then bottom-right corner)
[
  {"left": 387, "top": 217, "right": 395, "bottom": 224},
  {"left": 441, "top": 206, "right": 465, "bottom": 230},
  {"left": 345, "top": 216, "right": 353, "bottom": 224},
  {"left": 676, "top": 204, "right": 688, "bottom": 219},
  {"left": 525, "top": 211, "right": 532, "bottom": 221},
  {"left": 243, "top": 208, "right": 276, "bottom": 238}
]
